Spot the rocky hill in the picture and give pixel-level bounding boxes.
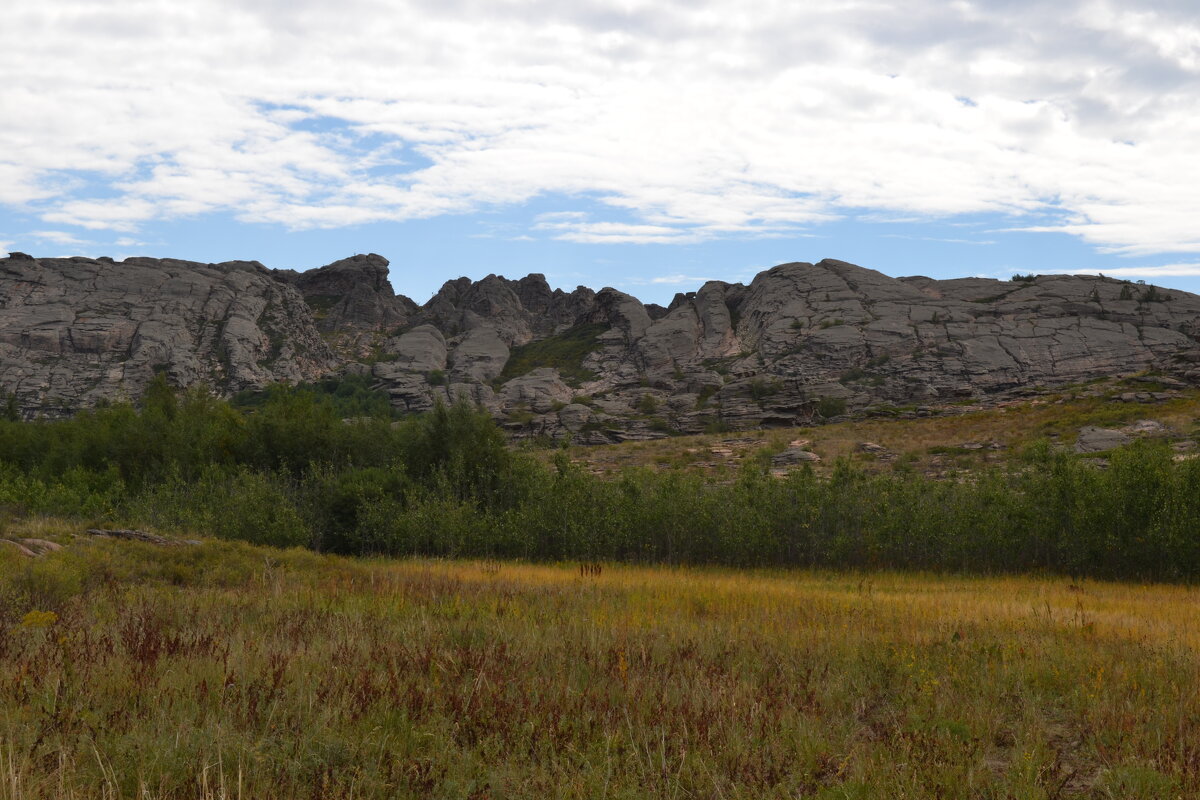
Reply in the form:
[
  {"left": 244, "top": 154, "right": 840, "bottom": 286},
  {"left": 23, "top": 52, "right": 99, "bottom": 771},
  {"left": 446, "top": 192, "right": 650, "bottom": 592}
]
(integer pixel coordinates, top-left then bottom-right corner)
[
  {"left": 3, "top": 250, "right": 1199, "bottom": 439},
  {"left": 0, "top": 253, "right": 337, "bottom": 416}
]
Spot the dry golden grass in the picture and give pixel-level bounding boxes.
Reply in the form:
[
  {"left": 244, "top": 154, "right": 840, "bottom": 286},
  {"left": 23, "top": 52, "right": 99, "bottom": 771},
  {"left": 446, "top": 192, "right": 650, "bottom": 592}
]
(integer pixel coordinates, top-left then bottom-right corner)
[{"left": 2, "top": 532, "right": 1199, "bottom": 797}]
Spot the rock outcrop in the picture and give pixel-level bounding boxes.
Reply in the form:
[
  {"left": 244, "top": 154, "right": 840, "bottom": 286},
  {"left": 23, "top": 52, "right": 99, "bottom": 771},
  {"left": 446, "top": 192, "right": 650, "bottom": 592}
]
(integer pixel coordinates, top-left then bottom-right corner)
[
  {"left": 4, "top": 252, "right": 1200, "bottom": 440},
  {"left": 0, "top": 255, "right": 337, "bottom": 415},
  {"left": 274, "top": 253, "right": 416, "bottom": 359}
]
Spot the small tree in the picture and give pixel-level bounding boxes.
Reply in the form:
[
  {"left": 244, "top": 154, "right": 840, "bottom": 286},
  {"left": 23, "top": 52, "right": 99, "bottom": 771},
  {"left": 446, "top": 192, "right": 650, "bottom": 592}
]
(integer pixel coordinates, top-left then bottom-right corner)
[{"left": 2, "top": 392, "right": 19, "bottom": 422}]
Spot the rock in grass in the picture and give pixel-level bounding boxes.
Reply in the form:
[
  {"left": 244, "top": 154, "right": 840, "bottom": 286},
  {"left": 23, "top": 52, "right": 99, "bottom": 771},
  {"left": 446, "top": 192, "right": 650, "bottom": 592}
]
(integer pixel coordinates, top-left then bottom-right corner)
[
  {"left": 1074, "top": 426, "right": 1132, "bottom": 453},
  {"left": 0, "top": 539, "right": 36, "bottom": 557},
  {"left": 771, "top": 447, "right": 821, "bottom": 466},
  {"left": 17, "top": 538, "right": 62, "bottom": 555},
  {"left": 1124, "top": 419, "right": 1166, "bottom": 436},
  {"left": 84, "top": 528, "right": 198, "bottom": 546}
]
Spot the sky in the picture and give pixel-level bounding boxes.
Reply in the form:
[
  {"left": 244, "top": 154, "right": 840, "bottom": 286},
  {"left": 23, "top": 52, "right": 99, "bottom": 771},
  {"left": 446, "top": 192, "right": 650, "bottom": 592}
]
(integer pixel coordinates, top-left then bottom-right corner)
[{"left": 2, "top": 0, "right": 1199, "bottom": 306}]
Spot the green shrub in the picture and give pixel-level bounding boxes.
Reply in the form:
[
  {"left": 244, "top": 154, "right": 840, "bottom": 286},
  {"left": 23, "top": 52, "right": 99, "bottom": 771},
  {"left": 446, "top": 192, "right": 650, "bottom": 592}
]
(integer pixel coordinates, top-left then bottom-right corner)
[
  {"left": 233, "top": 374, "right": 393, "bottom": 419},
  {"left": 749, "top": 378, "right": 782, "bottom": 403},
  {"left": 817, "top": 396, "right": 847, "bottom": 418},
  {"left": 497, "top": 323, "right": 606, "bottom": 387},
  {"left": 647, "top": 417, "right": 672, "bottom": 433},
  {"left": 5, "top": 381, "right": 1200, "bottom": 582},
  {"left": 127, "top": 466, "right": 312, "bottom": 549}
]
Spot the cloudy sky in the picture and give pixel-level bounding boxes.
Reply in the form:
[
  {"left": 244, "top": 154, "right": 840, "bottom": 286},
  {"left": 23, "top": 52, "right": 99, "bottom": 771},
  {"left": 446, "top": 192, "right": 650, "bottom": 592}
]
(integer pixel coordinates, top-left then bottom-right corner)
[{"left": 2, "top": 0, "right": 1199, "bottom": 303}]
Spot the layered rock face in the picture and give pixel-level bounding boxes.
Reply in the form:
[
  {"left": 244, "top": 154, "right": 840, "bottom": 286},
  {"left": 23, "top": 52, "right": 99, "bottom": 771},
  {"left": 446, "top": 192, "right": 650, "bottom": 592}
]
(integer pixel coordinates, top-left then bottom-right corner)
[
  {"left": 351, "top": 258, "right": 1200, "bottom": 441},
  {"left": 0, "top": 253, "right": 337, "bottom": 415},
  {"left": 274, "top": 253, "right": 416, "bottom": 359},
  {"left": 3, "top": 252, "right": 1199, "bottom": 438}
]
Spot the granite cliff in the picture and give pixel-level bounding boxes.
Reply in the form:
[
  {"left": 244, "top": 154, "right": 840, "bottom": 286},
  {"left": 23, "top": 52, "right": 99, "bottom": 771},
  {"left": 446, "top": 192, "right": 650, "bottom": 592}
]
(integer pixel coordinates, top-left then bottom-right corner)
[{"left": 3, "top": 251, "right": 1198, "bottom": 439}]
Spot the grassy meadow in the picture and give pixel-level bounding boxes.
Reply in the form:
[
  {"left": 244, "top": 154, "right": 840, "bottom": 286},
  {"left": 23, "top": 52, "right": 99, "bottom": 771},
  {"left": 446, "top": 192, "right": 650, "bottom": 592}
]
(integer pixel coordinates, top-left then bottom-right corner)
[{"left": 3, "top": 524, "right": 1199, "bottom": 798}]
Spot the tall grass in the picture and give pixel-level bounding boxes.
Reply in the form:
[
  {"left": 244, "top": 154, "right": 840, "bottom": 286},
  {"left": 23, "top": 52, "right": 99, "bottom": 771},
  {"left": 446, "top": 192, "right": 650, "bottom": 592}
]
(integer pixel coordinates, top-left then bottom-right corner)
[{"left": 1, "top": 539, "right": 1198, "bottom": 798}]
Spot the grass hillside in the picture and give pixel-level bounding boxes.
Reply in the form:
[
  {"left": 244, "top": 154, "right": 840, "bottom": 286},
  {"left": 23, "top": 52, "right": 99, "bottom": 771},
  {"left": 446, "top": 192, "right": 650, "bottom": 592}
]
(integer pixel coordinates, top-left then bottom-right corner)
[
  {"left": 2, "top": 527, "right": 1198, "bottom": 798},
  {"left": 562, "top": 376, "right": 1200, "bottom": 478}
]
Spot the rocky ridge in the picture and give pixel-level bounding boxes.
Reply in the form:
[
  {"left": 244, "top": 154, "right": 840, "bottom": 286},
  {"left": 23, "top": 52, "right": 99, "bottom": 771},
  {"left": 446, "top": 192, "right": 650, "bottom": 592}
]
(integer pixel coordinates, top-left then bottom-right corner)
[
  {"left": 0, "top": 253, "right": 337, "bottom": 415},
  {"left": 3, "top": 251, "right": 1200, "bottom": 440}
]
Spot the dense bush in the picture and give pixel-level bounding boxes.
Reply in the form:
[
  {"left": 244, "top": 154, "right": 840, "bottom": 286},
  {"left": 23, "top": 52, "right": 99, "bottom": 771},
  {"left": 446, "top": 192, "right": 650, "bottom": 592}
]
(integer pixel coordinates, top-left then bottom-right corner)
[
  {"left": 496, "top": 323, "right": 606, "bottom": 387},
  {"left": 2, "top": 381, "right": 1200, "bottom": 580},
  {"left": 231, "top": 373, "right": 394, "bottom": 419}
]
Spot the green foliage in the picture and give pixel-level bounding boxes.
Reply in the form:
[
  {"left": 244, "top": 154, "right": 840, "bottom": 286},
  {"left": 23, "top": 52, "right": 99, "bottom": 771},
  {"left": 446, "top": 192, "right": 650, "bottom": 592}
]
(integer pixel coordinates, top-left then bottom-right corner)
[
  {"left": 497, "top": 323, "right": 606, "bottom": 387},
  {"left": 647, "top": 416, "right": 672, "bottom": 433},
  {"left": 395, "top": 399, "right": 527, "bottom": 510},
  {"left": 748, "top": 377, "right": 782, "bottom": 403},
  {"left": 426, "top": 368, "right": 446, "bottom": 386},
  {"left": 302, "top": 293, "right": 342, "bottom": 317},
  {"left": 702, "top": 358, "right": 734, "bottom": 376},
  {"left": 839, "top": 367, "right": 867, "bottom": 384},
  {"left": 637, "top": 394, "right": 660, "bottom": 414},
  {"left": 9, "top": 382, "right": 1200, "bottom": 581},
  {"left": 702, "top": 418, "right": 732, "bottom": 434},
  {"left": 1010, "top": 273, "right": 1037, "bottom": 282},
  {"left": 127, "top": 466, "right": 312, "bottom": 549},
  {"left": 233, "top": 373, "right": 394, "bottom": 420},
  {"left": 817, "top": 396, "right": 847, "bottom": 418},
  {"left": 2, "top": 391, "right": 19, "bottom": 422},
  {"left": 506, "top": 404, "right": 536, "bottom": 425}
]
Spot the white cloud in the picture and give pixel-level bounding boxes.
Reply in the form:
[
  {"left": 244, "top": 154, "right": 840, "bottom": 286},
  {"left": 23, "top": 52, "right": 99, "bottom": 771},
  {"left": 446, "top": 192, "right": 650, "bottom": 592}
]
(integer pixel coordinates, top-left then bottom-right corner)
[
  {"left": 626, "top": 273, "right": 719, "bottom": 286},
  {"left": 883, "top": 234, "right": 997, "bottom": 246},
  {"left": 1, "top": 0, "right": 1199, "bottom": 256},
  {"left": 1044, "top": 263, "right": 1200, "bottom": 279},
  {"left": 535, "top": 217, "right": 705, "bottom": 244},
  {"left": 29, "top": 230, "right": 91, "bottom": 247}
]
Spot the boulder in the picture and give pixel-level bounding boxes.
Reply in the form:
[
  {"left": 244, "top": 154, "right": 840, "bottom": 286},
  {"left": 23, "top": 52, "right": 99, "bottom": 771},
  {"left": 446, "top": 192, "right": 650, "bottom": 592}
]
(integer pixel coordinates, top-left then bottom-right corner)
[
  {"left": 17, "top": 538, "right": 62, "bottom": 555},
  {"left": 771, "top": 447, "right": 821, "bottom": 466},
  {"left": 499, "top": 368, "right": 574, "bottom": 414},
  {"left": 381, "top": 325, "right": 447, "bottom": 373},
  {"left": 0, "top": 539, "right": 36, "bottom": 558},
  {"left": 558, "top": 403, "right": 593, "bottom": 432},
  {"left": 1075, "top": 427, "right": 1132, "bottom": 453},
  {"left": 448, "top": 328, "right": 509, "bottom": 383},
  {"left": 1124, "top": 419, "right": 1166, "bottom": 436}
]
